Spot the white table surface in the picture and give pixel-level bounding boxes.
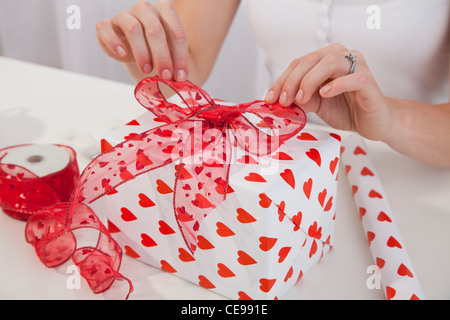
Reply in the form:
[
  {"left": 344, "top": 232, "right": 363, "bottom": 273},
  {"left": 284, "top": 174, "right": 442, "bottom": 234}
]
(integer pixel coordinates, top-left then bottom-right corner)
[{"left": 0, "top": 56, "right": 449, "bottom": 300}]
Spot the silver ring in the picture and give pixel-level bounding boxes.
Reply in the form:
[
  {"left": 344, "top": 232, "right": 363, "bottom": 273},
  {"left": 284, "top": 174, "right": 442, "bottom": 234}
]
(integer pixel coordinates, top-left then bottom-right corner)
[{"left": 345, "top": 51, "right": 358, "bottom": 74}]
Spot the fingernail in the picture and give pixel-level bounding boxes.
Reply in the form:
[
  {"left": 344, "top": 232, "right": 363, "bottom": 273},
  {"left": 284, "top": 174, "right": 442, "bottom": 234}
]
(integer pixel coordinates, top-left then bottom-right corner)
[
  {"left": 280, "top": 91, "right": 288, "bottom": 105},
  {"left": 176, "top": 69, "right": 186, "bottom": 81},
  {"left": 161, "top": 69, "right": 172, "bottom": 80},
  {"left": 295, "top": 89, "right": 304, "bottom": 102},
  {"left": 265, "top": 90, "right": 274, "bottom": 102},
  {"left": 143, "top": 63, "right": 152, "bottom": 74},
  {"left": 320, "top": 85, "right": 331, "bottom": 95},
  {"left": 115, "top": 45, "right": 126, "bottom": 57}
]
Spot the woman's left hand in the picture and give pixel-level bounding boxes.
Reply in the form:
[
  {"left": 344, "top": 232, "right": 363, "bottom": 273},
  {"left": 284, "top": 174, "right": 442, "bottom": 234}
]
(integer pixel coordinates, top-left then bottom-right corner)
[{"left": 265, "top": 43, "right": 392, "bottom": 142}]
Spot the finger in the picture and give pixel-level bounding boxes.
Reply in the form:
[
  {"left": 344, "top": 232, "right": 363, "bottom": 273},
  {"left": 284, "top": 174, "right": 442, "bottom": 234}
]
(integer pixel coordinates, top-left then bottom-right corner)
[
  {"left": 279, "top": 54, "right": 324, "bottom": 106},
  {"left": 268, "top": 44, "right": 350, "bottom": 106},
  {"left": 113, "top": 10, "right": 153, "bottom": 74},
  {"left": 319, "top": 72, "right": 379, "bottom": 112},
  {"left": 132, "top": 4, "right": 173, "bottom": 80},
  {"left": 277, "top": 61, "right": 305, "bottom": 107},
  {"left": 299, "top": 53, "right": 350, "bottom": 104},
  {"left": 96, "top": 19, "right": 128, "bottom": 60},
  {"left": 264, "top": 59, "right": 300, "bottom": 104},
  {"left": 266, "top": 52, "right": 322, "bottom": 106},
  {"left": 155, "top": 1, "right": 188, "bottom": 81}
]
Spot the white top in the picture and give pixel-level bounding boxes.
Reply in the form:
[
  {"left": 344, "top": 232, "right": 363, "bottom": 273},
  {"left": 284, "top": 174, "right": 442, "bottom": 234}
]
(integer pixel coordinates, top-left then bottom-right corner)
[{"left": 247, "top": 0, "right": 450, "bottom": 105}]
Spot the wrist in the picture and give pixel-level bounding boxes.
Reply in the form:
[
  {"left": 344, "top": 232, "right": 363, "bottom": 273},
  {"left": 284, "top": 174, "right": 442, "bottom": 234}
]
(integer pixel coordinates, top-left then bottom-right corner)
[{"left": 379, "top": 97, "right": 415, "bottom": 149}]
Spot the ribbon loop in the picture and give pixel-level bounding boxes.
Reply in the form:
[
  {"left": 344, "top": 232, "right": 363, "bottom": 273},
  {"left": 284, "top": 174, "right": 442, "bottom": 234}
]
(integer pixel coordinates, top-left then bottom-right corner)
[{"left": 25, "top": 203, "right": 75, "bottom": 268}]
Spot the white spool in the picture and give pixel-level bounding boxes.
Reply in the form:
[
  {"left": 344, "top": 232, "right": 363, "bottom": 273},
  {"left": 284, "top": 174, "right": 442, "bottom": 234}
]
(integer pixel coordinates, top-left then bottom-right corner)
[{"left": 1, "top": 144, "right": 70, "bottom": 177}]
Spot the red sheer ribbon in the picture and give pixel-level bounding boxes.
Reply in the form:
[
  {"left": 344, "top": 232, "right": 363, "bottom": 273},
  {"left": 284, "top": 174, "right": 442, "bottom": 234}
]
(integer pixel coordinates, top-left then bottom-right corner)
[
  {"left": 77, "top": 76, "right": 307, "bottom": 254},
  {"left": 0, "top": 145, "right": 133, "bottom": 299}
]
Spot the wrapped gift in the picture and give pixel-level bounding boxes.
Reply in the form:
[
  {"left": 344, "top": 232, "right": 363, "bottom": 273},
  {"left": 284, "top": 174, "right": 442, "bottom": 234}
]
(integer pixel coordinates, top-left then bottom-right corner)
[{"left": 95, "top": 77, "right": 341, "bottom": 299}]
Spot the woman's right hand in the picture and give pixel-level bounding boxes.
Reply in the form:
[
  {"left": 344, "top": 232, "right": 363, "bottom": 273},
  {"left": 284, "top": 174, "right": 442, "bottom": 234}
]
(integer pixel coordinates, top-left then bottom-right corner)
[{"left": 96, "top": 0, "right": 189, "bottom": 81}]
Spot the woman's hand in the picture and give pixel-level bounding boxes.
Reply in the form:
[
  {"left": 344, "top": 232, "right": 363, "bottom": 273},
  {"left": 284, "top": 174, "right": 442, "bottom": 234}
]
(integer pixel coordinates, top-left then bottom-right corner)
[
  {"left": 96, "top": 0, "right": 189, "bottom": 82},
  {"left": 265, "top": 43, "right": 393, "bottom": 142}
]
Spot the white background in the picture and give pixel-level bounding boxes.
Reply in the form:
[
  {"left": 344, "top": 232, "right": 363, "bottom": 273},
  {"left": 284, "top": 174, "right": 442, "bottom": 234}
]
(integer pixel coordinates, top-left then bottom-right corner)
[{"left": 0, "top": 0, "right": 267, "bottom": 102}]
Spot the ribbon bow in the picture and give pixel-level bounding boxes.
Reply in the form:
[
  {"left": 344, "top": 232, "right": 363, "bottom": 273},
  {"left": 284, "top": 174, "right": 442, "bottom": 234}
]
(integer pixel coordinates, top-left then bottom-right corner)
[{"left": 82, "top": 76, "right": 307, "bottom": 253}]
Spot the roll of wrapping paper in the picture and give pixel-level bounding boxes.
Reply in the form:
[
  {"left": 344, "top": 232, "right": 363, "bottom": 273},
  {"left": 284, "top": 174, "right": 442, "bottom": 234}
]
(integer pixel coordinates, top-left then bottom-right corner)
[
  {"left": 340, "top": 133, "right": 425, "bottom": 300},
  {"left": 0, "top": 144, "right": 132, "bottom": 298}
]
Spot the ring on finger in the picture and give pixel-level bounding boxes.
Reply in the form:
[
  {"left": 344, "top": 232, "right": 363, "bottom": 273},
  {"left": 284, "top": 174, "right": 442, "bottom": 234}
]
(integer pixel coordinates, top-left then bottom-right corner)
[{"left": 344, "top": 51, "right": 358, "bottom": 74}]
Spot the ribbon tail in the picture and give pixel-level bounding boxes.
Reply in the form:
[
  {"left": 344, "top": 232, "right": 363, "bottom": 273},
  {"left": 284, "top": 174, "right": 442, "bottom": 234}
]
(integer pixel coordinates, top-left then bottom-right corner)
[
  {"left": 24, "top": 201, "right": 134, "bottom": 298},
  {"left": 55, "top": 121, "right": 194, "bottom": 297},
  {"left": 173, "top": 123, "right": 232, "bottom": 253}
]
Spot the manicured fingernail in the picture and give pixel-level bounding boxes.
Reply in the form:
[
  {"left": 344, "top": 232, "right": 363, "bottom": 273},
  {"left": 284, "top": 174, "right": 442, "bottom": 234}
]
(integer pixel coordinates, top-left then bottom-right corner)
[
  {"left": 265, "top": 90, "right": 274, "bottom": 102},
  {"left": 295, "top": 89, "right": 304, "bottom": 102},
  {"left": 320, "top": 85, "right": 331, "bottom": 95},
  {"left": 115, "top": 45, "right": 126, "bottom": 57},
  {"left": 176, "top": 69, "right": 186, "bottom": 81},
  {"left": 280, "top": 91, "right": 288, "bottom": 105},
  {"left": 143, "top": 63, "right": 152, "bottom": 74},
  {"left": 161, "top": 69, "right": 172, "bottom": 80}
]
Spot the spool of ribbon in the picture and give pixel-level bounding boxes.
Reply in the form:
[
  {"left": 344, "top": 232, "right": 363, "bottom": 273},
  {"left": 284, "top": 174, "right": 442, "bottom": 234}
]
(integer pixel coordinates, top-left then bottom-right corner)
[
  {"left": 0, "top": 144, "right": 78, "bottom": 220},
  {"left": 0, "top": 143, "right": 133, "bottom": 299},
  {"left": 340, "top": 133, "right": 425, "bottom": 300}
]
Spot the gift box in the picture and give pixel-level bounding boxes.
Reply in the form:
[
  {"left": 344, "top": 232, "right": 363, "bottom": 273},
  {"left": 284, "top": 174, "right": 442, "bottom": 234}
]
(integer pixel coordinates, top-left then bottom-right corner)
[{"left": 95, "top": 77, "right": 341, "bottom": 299}]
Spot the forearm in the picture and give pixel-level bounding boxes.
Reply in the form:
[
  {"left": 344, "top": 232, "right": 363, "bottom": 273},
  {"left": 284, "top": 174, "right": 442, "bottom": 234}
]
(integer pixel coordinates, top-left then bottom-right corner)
[{"left": 382, "top": 97, "right": 450, "bottom": 167}]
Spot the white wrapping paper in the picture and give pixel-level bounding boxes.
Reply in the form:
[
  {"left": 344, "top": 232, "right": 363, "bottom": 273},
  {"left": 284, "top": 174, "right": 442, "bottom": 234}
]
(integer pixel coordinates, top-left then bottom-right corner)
[{"left": 341, "top": 133, "right": 425, "bottom": 300}]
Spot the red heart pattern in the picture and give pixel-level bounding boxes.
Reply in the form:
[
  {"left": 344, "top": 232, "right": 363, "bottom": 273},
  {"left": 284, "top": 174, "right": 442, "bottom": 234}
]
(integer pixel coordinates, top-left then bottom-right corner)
[
  {"left": 397, "top": 263, "right": 413, "bottom": 278},
  {"left": 198, "top": 275, "right": 215, "bottom": 289},
  {"left": 217, "top": 263, "right": 235, "bottom": 278},
  {"left": 141, "top": 233, "right": 157, "bottom": 247},
  {"left": 159, "top": 220, "right": 176, "bottom": 235},
  {"left": 278, "top": 247, "right": 291, "bottom": 263},
  {"left": 138, "top": 193, "right": 155, "bottom": 208},
  {"left": 341, "top": 133, "right": 424, "bottom": 300},
  {"left": 156, "top": 179, "right": 173, "bottom": 194},
  {"left": 160, "top": 260, "right": 176, "bottom": 273},
  {"left": 216, "top": 222, "right": 235, "bottom": 237},
  {"left": 102, "top": 110, "right": 340, "bottom": 300},
  {"left": 120, "top": 207, "right": 137, "bottom": 222},
  {"left": 237, "top": 250, "right": 257, "bottom": 265},
  {"left": 280, "top": 169, "right": 295, "bottom": 189},
  {"left": 297, "top": 132, "right": 317, "bottom": 141},
  {"left": 259, "top": 278, "right": 276, "bottom": 293},
  {"left": 259, "top": 236, "right": 278, "bottom": 252},
  {"left": 236, "top": 208, "right": 256, "bottom": 224},
  {"left": 197, "top": 235, "right": 215, "bottom": 250},
  {"left": 306, "top": 148, "right": 321, "bottom": 167},
  {"left": 302, "top": 178, "right": 312, "bottom": 199},
  {"left": 244, "top": 172, "right": 267, "bottom": 183}
]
